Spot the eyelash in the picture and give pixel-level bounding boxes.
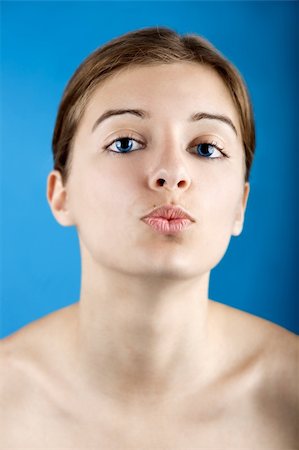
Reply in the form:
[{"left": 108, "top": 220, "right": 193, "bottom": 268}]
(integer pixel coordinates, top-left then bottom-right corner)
[{"left": 103, "top": 134, "right": 229, "bottom": 159}]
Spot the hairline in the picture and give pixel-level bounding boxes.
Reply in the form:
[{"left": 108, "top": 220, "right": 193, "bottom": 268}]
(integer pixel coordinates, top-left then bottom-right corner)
[{"left": 69, "top": 60, "right": 243, "bottom": 151}]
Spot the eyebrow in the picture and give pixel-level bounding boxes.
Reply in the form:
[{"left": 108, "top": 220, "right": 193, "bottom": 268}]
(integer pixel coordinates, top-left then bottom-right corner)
[
  {"left": 91, "top": 109, "right": 149, "bottom": 132},
  {"left": 91, "top": 108, "right": 238, "bottom": 136}
]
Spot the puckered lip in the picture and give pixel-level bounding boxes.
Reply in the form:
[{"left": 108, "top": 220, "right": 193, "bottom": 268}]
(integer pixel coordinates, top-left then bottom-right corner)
[{"left": 141, "top": 205, "right": 196, "bottom": 222}]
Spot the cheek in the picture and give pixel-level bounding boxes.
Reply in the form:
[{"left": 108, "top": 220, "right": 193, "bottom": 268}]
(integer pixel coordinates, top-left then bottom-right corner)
[
  {"left": 198, "top": 175, "right": 243, "bottom": 243},
  {"left": 69, "top": 161, "right": 134, "bottom": 233},
  {"left": 207, "top": 186, "right": 240, "bottom": 224}
]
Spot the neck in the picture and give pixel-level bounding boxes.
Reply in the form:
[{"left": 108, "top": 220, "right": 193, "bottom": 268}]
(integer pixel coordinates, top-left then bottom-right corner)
[{"left": 75, "top": 256, "right": 214, "bottom": 406}]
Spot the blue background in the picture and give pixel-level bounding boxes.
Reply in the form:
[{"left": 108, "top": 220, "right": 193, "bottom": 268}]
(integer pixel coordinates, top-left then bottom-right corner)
[{"left": 1, "top": 1, "right": 298, "bottom": 338}]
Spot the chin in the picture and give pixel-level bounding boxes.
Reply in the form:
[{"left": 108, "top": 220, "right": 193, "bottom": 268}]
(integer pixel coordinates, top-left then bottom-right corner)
[{"left": 117, "top": 255, "right": 209, "bottom": 280}]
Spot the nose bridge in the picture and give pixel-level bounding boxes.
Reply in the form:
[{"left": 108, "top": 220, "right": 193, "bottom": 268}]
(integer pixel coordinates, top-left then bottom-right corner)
[{"left": 148, "top": 126, "right": 192, "bottom": 191}]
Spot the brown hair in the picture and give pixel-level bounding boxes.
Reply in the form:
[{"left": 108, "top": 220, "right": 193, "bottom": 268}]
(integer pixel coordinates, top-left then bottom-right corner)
[{"left": 52, "top": 27, "right": 255, "bottom": 184}]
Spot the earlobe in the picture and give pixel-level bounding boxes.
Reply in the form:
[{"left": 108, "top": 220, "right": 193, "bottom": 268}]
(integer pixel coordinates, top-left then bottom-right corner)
[
  {"left": 232, "top": 182, "right": 250, "bottom": 237},
  {"left": 47, "top": 170, "right": 74, "bottom": 227}
]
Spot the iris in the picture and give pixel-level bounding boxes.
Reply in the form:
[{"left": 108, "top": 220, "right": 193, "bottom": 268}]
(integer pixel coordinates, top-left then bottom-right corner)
[
  {"left": 115, "top": 138, "right": 133, "bottom": 153},
  {"left": 197, "top": 143, "right": 215, "bottom": 157}
]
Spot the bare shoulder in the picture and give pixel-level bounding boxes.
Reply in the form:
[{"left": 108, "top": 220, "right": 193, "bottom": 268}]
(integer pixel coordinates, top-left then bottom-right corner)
[
  {"left": 0, "top": 304, "right": 79, "bottom": 447},
  {"left": 254, "top": 314, "right": 299, "bottom": 416},
  {"left": 210, "top": 298, "right": 298, "bottom": 355},
  {"left": 1, "top": 303, "right": 77, "bottom": 357},
  {"left": 211, "top": 300, "right": 299, "bottom": 424},
  {"left": 0, "top": 303, "right": 78, "bottom": 405},
  {"left": 251, "top": 311, "right": 299, "bottom": 438}
]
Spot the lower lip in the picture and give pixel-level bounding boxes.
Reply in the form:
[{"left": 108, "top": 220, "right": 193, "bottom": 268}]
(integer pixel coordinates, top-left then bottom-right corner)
[{"left": 142, "top": 217, "right": 193, "bottom": 235}]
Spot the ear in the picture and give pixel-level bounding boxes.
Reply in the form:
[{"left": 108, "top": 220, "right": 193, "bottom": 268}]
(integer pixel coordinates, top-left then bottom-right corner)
[
  {"left": 47, "top": 170, "right": 74, "bottom": 227},
  {"left": 232, "top": 182, "right": 250, "bottom": 237}
]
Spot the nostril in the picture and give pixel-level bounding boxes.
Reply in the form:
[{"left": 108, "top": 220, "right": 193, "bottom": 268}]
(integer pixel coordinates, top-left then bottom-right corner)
[
  {"left": 158, "top": 179, "right": 165, "bottom": 186},
  {"left": 178, "top": 180, "right": 187, "bottom": 188}
]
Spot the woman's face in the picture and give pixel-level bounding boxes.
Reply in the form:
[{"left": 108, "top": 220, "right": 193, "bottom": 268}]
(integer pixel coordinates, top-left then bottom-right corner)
[{"left": 57, "top": 62, "right": 249, "bottom": 279}]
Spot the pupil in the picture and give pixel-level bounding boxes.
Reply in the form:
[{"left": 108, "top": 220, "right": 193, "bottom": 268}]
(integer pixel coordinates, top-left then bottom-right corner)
[
  {"left": 117, "top": 138, "right": 132, "bottom": 152},
  {"left": 198, "top": 143, "right": 212, "bottom": 156}
]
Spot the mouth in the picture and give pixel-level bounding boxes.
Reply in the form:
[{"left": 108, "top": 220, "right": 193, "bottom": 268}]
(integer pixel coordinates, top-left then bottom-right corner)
[
  {"left": 141, "top": 205, "right": 195, "bottom": 235},
  {"left": 142, "top": 217, "right": 193, "bottom": 235}
]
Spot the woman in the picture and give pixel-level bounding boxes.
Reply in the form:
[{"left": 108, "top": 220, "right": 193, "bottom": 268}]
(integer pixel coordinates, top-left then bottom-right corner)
[{"left": 1, "top": 27, "right": 298, "bottom": 448}]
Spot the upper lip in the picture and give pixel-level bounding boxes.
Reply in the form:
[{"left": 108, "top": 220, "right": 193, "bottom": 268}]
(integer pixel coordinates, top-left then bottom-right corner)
[{"left": 142, "top": 205, "right": 195, "bottom": 222}]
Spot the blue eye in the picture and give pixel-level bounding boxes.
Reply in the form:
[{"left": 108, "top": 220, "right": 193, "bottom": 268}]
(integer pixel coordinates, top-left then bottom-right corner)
[
  {"left": 105, "top": 136, "right": 226, "bottom": 159},
  {"left": 106, "top": 137, "right": 144, "bottom": 154},
  {"left": 196, "top": 143, "right": 223, "bottom": 158},
  {"left": 115, "top": 138, "right": 133, "bottom": 153}
]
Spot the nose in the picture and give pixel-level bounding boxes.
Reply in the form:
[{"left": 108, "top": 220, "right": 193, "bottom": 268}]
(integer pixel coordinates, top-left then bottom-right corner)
[{"left": 147, "top": 148, "right": 192, "bottom": 192}]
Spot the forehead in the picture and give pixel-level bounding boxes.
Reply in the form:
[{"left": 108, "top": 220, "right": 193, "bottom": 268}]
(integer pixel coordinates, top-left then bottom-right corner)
[{"left": 81, "top": 62, "right": 241, "bottom": 134}]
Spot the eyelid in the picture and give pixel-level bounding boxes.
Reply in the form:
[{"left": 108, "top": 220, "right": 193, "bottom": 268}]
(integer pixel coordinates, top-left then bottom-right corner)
[
  {"left": 103, "top": 132, "right": 228, "bottom": 157},
  {"left": 104, "top": 129, "right": 224, "bottom": 145},
  {"left": 104, "top": 134, "right": 145, "bottom": 154},
  {"left": 104, "top": 132, "right": 145, "bottom": 147},
  {"left": 192, "top": 135, "right": 224, "bottom": 149},
  {"left": 105, "top": 129, "right": 145, "bottom": 142}
]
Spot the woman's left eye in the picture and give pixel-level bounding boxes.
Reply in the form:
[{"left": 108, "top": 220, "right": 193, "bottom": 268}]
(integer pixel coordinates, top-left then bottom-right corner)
[
  {"left": 191, "top": 142, "right": 224, "bottom": 159},
  {"left": 106, "top": 137, "right": 144, "bottom": 153}
]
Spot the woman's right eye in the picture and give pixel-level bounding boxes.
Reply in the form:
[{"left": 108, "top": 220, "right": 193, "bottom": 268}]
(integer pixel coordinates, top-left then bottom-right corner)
[{"left": 105, "top": 137, "right": 144, "bottom": 154}]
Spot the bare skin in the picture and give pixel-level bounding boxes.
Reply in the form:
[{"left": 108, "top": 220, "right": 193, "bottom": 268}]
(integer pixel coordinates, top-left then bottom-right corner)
[
  {"left": 1, "top": 302, "right": 298, "bottom": 449},
  {"left": 1, "top": 63, "right": 298, "bottom": 449}
]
